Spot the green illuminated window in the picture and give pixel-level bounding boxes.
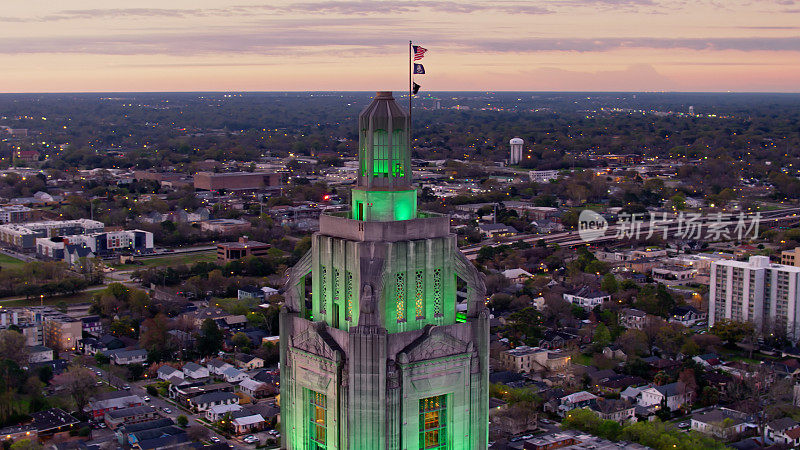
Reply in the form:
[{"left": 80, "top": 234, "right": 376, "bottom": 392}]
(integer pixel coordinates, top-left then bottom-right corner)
[
  {"left": 419, "top": 395, "right": 447, "bottom": 449},
  {"left": 433, "top": 268, "right": 443, "bottom": 317},
  {"left": 320, "top": 266, "right": 327, "bottom": 314},
  {"left": 373, "top": 129, "right": 388, "bottom": 176},
  {"left": 415, "top": 270, "right": 425, "bottom": 319},
  {"left": 345, "top": 270, "right": 353, "bottom": 321},
  {"left": 392, "top": 129, "right": 405, "bottom": 178},
  {"left": 396, "top": 271, "right": 406, "bottom": 322},
  {"left": 308, "top": 389, "right": 327, "bottom": 449}
]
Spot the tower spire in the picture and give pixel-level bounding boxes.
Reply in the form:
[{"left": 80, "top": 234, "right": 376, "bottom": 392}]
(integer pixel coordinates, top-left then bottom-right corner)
[{"left": 352, "top": 91, "right": 417, "bottom": 222}]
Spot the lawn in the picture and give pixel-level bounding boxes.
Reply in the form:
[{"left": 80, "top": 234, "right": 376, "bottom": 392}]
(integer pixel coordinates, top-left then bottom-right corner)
[
  {"left": 0, "top": 288, "right": 102, "bottom": 307},
  {"left": 113, "top": 250, "right": 217, "bottom": 269},
  {"left": 0, "top": 253, "right": 25, "bottom": 270}
]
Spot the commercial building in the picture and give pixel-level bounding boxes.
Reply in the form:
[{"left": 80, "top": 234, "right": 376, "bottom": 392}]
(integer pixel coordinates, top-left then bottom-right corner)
[
  {"left": 0, "top": 219, "right": 104, "bottom": 251},
  {"left": 86, "top": 391, "right": 145, "bottom": 420},
  {"left": 710, "top": 256, "right": 800, "bottom": 339},
  {"left": 528, "top": 170, "right": 561, "bottom": 183},
  {"left": 200, "top": 218, "right": 251, "bottom": 234},
  {"left": 280, "top": 92, "right": 489, "bottom": 449},
  {"left": 194, "top": 171, "right": 281, "bottom": 191},
  {"left": 216, "top": 236, "right": 270, "bottom": 263}
]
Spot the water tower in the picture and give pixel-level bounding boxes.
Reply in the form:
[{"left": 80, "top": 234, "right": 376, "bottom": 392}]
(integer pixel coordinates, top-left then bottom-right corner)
[{"left": 509, "top": 137, "right": 524, "bottom": 165}]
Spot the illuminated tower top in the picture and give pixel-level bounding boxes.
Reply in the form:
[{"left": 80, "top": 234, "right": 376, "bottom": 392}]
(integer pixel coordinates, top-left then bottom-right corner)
[{"left": 352, "top": 91, "right": 417, "bottom": 222}]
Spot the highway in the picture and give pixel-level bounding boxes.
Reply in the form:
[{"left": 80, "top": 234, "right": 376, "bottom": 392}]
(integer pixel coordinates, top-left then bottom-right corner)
[{"left": 461, "top": 207, "right": 800, "bottom": 259}]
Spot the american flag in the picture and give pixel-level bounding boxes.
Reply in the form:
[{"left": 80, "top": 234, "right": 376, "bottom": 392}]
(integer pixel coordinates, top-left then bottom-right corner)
[{"left": 413, "top": 45, "right": 428, "bottom": 61}]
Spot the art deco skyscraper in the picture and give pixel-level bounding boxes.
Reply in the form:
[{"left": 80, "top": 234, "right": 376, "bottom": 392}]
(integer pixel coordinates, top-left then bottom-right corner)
[{"left": 280, "top": 91, "right": 489, "bottom": 449}]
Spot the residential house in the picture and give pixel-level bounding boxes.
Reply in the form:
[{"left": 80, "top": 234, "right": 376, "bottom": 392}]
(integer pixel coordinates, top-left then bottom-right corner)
[
  {"left": 170, "top": 382, "right": 233, "bottom": 404},
  {"left": 638, "top": 382, "right": 694, "bottom": 412},
  {"left": 538, "top": 330, "right": 581, "bottom": 350},
  {"left": 602, "top": 345, "right": 627, "bottom": 361},
  {"left": 157, "top": 365, "right": 184, "bottom": 381},
  {"left": 766, "top": 417, "right": 800, "bottom": 446},
  {"left": 182, "top": 362, "right": 210, "bottom": 380},
  {"left": 188, "top": 391, "right": 239, "bottom": 412},
  {"left": 693, "top": 353, "right": 723, "bottom": 369},
  {"left": 206, "top": 358, "right": 234, "bottom": 376},
  {"left": 620, "top": 386, "right": 646, "bottom": 404},
  {"left": 669, "top": 306, "right": 707, "bottom": 326},
  {"left": 558, "top": 391, "right": 598, "bottom": 416},
  {"left": 502, "top": 268, "right": 534, "bottom": 284},
  {"left": 238, "top": 378, "right": 272, "bottom": 399},
  {"left": 235, "top": 354, "right": 264, "bottom": 370},
  {"left": 563, "top": 286, "right": 610, "bottom": 310},
  {"left": 691, "top": 408, "right": 749, "bottom": 440},
  {"left": 232, "top": 414, "right": 265, "bottom": 435},
  {"left": 82, "top": 334, "right": 124, "bottom": 354},
  {"left": 110, "top": 348, "right": 148, "bottom": 365},
  {"left": 591, "top": 399, "right": 636, "bottom": 424},
  {"left": 104, "top": 405, "right": 159, "bottom": 430},
  {"left": 205, "top": 403, "right": 243, "bottom": 422},
  {"left": 619, "top": 308, "right": 648, "bottom": 330},
  {"left": 500, "top": 346, "right": 571, "bottom": 374},
  {"left": 222, "top": 366, "right": 247, "bottom": 383},
  {"left": 594, "top": 375, "right": 647, "bottom": 395}
]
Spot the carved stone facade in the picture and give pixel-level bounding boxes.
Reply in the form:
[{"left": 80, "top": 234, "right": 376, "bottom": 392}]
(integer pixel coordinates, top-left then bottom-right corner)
[{"left": 280, "top": 92, "right": 488, "bottom": 450}]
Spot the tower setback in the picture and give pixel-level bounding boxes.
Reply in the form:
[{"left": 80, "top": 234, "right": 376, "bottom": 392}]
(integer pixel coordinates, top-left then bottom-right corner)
[{"left": 280, "top": 91, "right": 489, "bottom": 449}]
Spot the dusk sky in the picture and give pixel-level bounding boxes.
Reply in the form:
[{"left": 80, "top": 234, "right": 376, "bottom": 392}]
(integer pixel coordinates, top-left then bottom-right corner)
[{"left": 2, "top": 0, "right": 799, "bottom": 93}]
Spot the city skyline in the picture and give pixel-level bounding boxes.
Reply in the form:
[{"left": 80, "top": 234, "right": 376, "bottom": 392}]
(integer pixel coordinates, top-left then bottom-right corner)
[{"left": 1, "top": 0, "right": 799, "bottom": 93}]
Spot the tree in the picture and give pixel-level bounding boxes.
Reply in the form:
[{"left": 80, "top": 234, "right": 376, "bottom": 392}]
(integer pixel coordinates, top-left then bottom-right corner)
[
  {"left": 140, "top": 314, "right": 173, "bottom": 357},
  {"left": 0, "top": 330, "right": 28, "bottom": 366},
  {"left": 197, "top": 319, "right": 223, "bottom": 357},
  {"left": 601, "top": 273, "right": 619, "bottom": 294},
  {"left": 616, "top": 329, "right": 649, "bottom": 357},
  {"left": 592, "top": 324, "right": 611, "bottom": 351},
  {"left": 55, "top": 366, "right": 97, "bottom": 419},
  {"left": 177, "top": 414, "right": 189, "bottom": 427},
  {"left": 9, "top": 440, "right": 42, "bottom": 450},
  {"left": 232, "top": 332, "right": 251, "bottom": 349},
  {"left": 710, "top": 320, "right": 754, "bottom": 346}
]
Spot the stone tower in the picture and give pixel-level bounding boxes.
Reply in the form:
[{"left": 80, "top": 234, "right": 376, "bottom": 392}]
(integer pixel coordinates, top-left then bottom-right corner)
[{"left": 280, "top": 91, "right": 489, "bottom": 450}]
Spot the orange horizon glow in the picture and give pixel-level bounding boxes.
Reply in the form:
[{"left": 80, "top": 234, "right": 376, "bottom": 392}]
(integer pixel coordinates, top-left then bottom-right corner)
[{"left": 1, "top": 1, "right": 799, "bottom": 93}]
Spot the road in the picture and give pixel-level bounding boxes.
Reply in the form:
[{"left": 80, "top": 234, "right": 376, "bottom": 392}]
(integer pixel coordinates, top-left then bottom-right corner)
[{"left": 461, "top": 207, "right": 800, "bottom": 259}]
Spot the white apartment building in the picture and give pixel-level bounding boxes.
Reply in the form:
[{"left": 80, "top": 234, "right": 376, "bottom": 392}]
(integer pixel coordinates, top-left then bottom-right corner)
[{"left": 710, "top": 255, "right": 800, "bottom": 338}]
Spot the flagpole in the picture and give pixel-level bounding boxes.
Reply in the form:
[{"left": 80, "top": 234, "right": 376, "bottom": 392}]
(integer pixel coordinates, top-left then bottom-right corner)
[{"left": 408, "top": 40, "right": 413, "bottom": 145}]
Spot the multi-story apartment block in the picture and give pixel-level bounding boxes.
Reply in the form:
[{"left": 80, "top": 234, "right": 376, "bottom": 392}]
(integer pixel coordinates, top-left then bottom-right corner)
[
  {"left": 782, "top": 247, "right": 800, "bottom": 267},
  {"left": 0, "top": 219, "right": 104, "bottom": 251},
  {"left": 23, "top": 307, "right": 83, "bottom": 352},
  {"left": 710, "top": 256, "right": 800, "bottom": 338},
  {"left": 0, "top": 205, "right": 34, "bottom": 224},
  {"left": 35, "top": 229, "right": 153, "bottom": 261}
]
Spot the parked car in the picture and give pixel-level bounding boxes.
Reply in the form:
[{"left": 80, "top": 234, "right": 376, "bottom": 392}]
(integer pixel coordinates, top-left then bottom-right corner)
[
  {"left": 210, "top": 436, "right": 221, "bottom": 443},
  {"left": 243, "top": 435, "right": 258, "bottom": 444},
  {"left": 143, "top": 396, "right": 151, "bottom": 402},
  {"left": 163, "top": 407, "right": 172, "bottom": 414},
  {"left": 122, "top": 384, "right": 131, "bottom": 390}
]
